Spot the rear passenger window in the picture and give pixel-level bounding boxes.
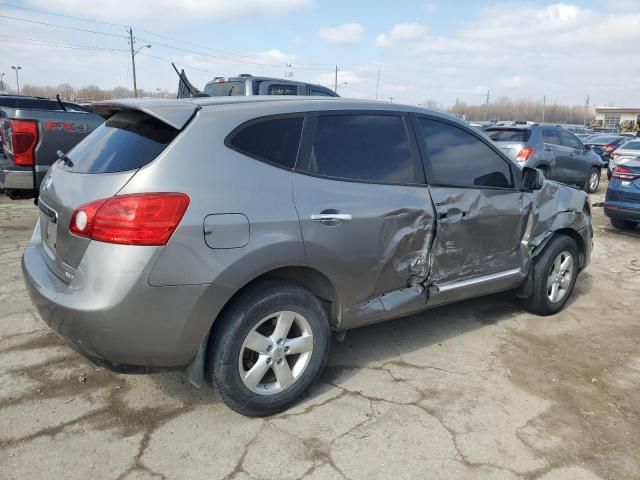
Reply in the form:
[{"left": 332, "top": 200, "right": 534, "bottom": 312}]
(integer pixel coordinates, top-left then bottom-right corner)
[
  {"left": 309, "top": 114, "right": 418, "bottom": 184},
  {"left": 559, "top": 131, "right": 581, "bottom": 149},
  {"left": 543, "top": 129, "right": 562, "bottom": 146},
  {"left": 229, "top": 116, "right": 303, "bottom": 169},
  {"left": 419, "top": 118, "right": 512, "bottom": 188}
]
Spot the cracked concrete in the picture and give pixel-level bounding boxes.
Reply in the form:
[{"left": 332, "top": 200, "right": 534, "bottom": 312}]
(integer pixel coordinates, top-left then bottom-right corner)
[{"left": 1, "top": 186, "right": 639, "bottom": 480}]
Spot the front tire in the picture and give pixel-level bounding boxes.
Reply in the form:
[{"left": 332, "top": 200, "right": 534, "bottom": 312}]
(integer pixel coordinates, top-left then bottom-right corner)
[
  {"left": 520, "top": 235, "right": 579, "bottom": 316},
  {"left": 585, "top": 167, "right": 600, "bottom": 193},
  {"left": 208, "top": 281, "right": 331, "bottom": 416},
  {"left": 610, "top": 218, "right": 638, "bottom": 231}
]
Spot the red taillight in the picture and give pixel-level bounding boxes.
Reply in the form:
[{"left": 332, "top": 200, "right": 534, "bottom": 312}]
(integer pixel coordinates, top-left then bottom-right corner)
[
  {"left": 9, "top": 119, "right": 39, "bottom": 166},
  {"left": 515, "top": 146, "right": 535, "bottom": 162},
  {"left": 69, "top": 193, "right": 190, "bottom": 246},
  {"left": 611, "top": 166, "right": 638, "bottom": 181},
  {"left": 603, "top": 144, "right": 617, "bottom": 153}
]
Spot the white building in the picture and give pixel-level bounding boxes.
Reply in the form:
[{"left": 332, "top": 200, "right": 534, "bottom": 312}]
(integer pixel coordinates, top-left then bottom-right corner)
[{"left": 594, "top": 107, "right": 640, "bottom": 130}]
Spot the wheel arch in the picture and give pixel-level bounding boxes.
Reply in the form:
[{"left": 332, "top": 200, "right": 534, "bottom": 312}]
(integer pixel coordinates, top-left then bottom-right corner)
[{"left": 185, "top": 265, "right": 340, "bottom": 387}]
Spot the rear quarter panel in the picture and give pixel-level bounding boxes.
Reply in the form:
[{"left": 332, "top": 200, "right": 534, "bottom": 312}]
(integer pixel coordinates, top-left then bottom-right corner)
[{"left": 118, "top": 106, "right": 306, "bottom": 288}]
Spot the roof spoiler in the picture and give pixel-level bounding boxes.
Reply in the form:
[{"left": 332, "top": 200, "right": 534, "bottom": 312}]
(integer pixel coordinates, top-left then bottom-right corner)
[
  {"left": 172, "top": 63, "right": 209, "bottom": 99},
  {"left": 91, "top": 99, "right": 200, "bottom": 130}
]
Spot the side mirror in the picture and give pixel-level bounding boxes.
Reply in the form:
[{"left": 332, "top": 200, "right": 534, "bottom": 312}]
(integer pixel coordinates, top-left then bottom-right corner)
[{"left": 522, "top": 167, "right": 544, "bottom": 191}]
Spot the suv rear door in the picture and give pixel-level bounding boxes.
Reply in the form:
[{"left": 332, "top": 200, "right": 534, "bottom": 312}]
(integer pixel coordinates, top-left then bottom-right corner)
[
  {"left": 416, "top": 116, "right": 528, "bottom": 306},
  {"left": 558, "top": 129, "right": 589, "bottom": 185},
  {"left": 542, "top": 128, "right": 569, "bottom": 182},
  {"left": 293, "top": 111, "right": 434, "bottom": 327}
]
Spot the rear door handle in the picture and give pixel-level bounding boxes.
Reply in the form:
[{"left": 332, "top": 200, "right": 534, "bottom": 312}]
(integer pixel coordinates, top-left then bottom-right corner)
[{"left": 311, "top": 213, "right": 352, "bottom": 224}]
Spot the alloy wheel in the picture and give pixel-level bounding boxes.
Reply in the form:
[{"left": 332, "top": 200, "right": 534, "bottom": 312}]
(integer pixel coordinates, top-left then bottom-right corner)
[
  {"left": 238, "top": 311, "right": 314, "bottom": 395},
  {"left": 547, "top": 250, "right": 574, "bottom": 303}
]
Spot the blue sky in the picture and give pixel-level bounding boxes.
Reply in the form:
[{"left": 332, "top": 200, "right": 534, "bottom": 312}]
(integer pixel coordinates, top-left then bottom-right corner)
[{"left": 1, "top": 0, "right": 639, "bottom": 106}]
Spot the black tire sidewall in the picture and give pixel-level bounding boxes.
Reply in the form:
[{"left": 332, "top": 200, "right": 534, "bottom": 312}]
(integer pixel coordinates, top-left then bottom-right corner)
[
  {"left": 527, "top": 236, "right": 580, "bottom": 315},
  {"left": 209, "top": 281, "right": 331, "bottom": 416}
]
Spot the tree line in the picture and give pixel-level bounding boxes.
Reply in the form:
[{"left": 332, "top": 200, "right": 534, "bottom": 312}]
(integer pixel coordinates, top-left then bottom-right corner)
[
  {"left": 442, "top": 96, "right": 593, "bottom": 125},
  {"left": 3, "top": 83, "right": 176, "bottom": 102},
  {"left": 3, "top": 83, "right": 594, "bottom": 125}
]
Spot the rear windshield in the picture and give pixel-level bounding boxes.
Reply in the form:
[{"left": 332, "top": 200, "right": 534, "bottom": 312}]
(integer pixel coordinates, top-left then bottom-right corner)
[
  {"left": 203, "top": 81, "right": 245, "bottom": 96},
  {"left": 588, "top": 136, "right": 621, "bottom": 144},
  {"left": 64, "top": 110, "right": 178, "bottom": 174},
  {"left": 485, "top": 128, "right": 531, "bottom": 142},
  {"left": 622, "top": 141, "right": 640, "bottom": 150}
]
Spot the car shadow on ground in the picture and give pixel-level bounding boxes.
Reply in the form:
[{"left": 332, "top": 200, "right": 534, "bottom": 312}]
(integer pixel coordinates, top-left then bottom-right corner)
[{"left": 145, "top": 271, "right": 594, "bottom": 410}]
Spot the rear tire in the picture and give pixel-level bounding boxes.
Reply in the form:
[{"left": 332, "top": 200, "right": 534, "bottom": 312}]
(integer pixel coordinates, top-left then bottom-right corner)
[
  {"left": 208, "top": 281, "right": 331, "bottom": 417},
  {"left": 610, "top": 218, "right": 638, "bottom": 231},
  {"left": 585, "top": 167, "right": 600, "bottom": 193},
  {"left": 519, "top": 235, "right": 579, "bottom": 316}
]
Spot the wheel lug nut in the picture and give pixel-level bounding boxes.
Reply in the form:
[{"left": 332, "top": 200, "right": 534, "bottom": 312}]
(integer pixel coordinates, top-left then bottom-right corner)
[
  {"left": 284, "top": 346, "right": 290, "bottom": 353},
  {"left": 277, "top": 338, "right": 283, "bottom": 345},
  {"left": 266, "top": 358, "right": 272, "bottom": 365},
  {"left": 266, "top": 345, "right": 272, "bottom": 352}
]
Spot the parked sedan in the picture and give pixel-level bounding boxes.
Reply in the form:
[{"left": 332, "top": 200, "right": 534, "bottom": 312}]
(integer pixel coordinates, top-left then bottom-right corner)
[
  {"left": 584, "top": 135, "right": 628, "bottom": 168},
  {"left": 607, "top": 140, "right": 640, "bottom": 179},
  {"left": 605, "top": 161, "right": 640, "bottom": 230}
]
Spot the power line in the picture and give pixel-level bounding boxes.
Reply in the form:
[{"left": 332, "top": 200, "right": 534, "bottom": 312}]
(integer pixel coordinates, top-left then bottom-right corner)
[
  {"left": 0, "top": 1, "right": 127, "bottom": 28},
  {"left": 0, "top": 14, "right": 127, "bottom": 38},
  {"left": 0, "top": 34, "right": 129, "bottom": 52}
]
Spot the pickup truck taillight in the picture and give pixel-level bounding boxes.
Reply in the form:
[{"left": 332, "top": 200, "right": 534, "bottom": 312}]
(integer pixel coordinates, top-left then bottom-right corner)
[
  {"left": 515, "top": 146, "right": 535, "bottom": 162},
  {"left": 9, "top": 119, "right": 39, "bottom": 166},
  {"left": 69, "top": 193, "right": 190, "bottom": 246}
]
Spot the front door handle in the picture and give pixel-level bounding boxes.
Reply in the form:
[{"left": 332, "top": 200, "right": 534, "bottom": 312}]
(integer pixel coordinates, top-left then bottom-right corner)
[
  {"left": 311, "top": 211, "right": 352, "bottom": 225},
  {"left": 438, "top": 209, "right": 468, "bottom": 220}
]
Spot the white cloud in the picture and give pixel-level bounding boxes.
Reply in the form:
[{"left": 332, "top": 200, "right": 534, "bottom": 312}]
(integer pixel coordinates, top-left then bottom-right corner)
[
  {"left": 375, "top": 23, "right": 429, "bottom": 47},
  {"left": 373, "top": 3, "right": 640, "bottom": 104},
  {"left": 319, "top": 23, "right": 364, "bottom": 45},
  {"left": 26, "top": 0, "right": 313, "bottom": 22},
  {"left": 256, "top": 49, "right": 296, "bottom": 65}
]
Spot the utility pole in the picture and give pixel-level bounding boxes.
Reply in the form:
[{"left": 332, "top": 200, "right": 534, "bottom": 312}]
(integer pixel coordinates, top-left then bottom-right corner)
[
  {"left": 334, "top": 65, "right": 338, "bottom": 94},
  {"left": 128, "top": 27, "right": 151, "bottom": 98},
  {"left": 584, "top": 94, "right": 590, "bottom": 127},
  {"left": 542, "top": 95, "right": 546, "bottom": 123},
  {"left": 11, "top": 66, "right": 21, "bottom": 95},
  {"left": 128, "top": 27, "right": 138, "bottom": 97},
  {"left": 483, "top": 90, "right": 490, "bottom": 122},
  {"left": 388, "top": 96, "right": 395, "bottom": 103},
  {"left": 375, "top": 66, "right": 380, "bottom": 101},
  {"left": 0, "top": 73, "right": 5, "bottom": 92}
]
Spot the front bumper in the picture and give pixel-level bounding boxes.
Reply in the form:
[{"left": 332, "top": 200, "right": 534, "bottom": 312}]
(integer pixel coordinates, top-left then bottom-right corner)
[{"left": 22, "top": 233, "right": 234, "bottom": 371}]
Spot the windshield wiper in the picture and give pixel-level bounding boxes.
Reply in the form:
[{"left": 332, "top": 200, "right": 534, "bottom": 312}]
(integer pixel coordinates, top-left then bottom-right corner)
[{"left": 57, "top": 150, "right": 74, "bottom": 167}]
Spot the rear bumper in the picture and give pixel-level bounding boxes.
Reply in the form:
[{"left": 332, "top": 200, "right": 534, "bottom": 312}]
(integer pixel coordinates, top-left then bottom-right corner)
[
  {"left": 604, "top": 203, "right": 640, "bottom": 223},
  {"left": 22, "top": 230, "right": 234, "bottom": 371},
  {"left": 0, "top": 165, "right": 33, "bottom": 190}
]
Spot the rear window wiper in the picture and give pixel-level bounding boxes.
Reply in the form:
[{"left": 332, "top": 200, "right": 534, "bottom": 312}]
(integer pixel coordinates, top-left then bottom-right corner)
[{"left": 57, "top": 150, "right": 74, "bottom": 167}]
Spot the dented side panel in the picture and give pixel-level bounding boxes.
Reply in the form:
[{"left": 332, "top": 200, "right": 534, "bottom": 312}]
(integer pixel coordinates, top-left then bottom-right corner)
[
  {"left": 427, "top": 186, "right": 530, "bottom": 286},
  {"left": 292, "top": 175, "right": 435, "bottom": 329}
]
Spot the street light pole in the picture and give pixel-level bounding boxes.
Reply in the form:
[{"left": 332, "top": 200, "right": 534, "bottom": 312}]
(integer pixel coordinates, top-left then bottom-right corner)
[
  {"left": 128, "top": 27, "right": 151, "bottom": 98},
  {"left": 11, "top": 66, "right": 21, "bottom": 95}
]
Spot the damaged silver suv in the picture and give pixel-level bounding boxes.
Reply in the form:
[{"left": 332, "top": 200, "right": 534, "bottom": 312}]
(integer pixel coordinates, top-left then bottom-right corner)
[{"left": 22, "top": 97, "right": 592, "bottom": 416}]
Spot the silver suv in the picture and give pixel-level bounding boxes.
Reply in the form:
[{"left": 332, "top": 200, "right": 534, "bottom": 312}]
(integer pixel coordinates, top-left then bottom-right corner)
[
  {"left": 23, "top": 97, "right": 592, "bottom": 416},
  {"left": 485, "top": 123, "right": 603, "bottom": 193}
]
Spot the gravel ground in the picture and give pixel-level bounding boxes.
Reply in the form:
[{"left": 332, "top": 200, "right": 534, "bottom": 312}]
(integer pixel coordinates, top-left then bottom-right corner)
[{"left": 1, "top": 183, "right": 639, "bottom": 480}]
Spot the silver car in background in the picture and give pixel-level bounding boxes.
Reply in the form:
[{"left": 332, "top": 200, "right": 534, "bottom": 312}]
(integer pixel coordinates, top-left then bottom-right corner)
[
  {"left": 22, "top": 97, "right": 592, "bottom": 416},
  {"left": 608, "top": 139, "right": 640, "bottom": 178}
]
